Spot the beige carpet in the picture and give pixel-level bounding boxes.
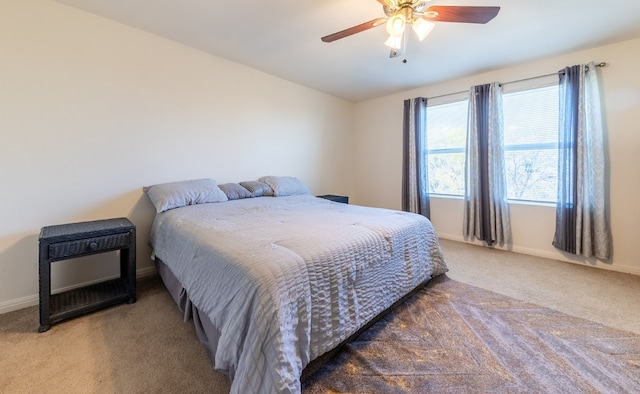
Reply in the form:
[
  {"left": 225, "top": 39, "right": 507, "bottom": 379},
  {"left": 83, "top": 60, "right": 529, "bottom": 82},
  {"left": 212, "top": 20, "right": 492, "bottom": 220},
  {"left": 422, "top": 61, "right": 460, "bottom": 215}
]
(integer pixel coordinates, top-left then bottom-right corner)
[
  {"left": 2, "top": 240, "right": 639, "bottom": 393},
  {"left": 0, "top": 276, "right": 231, "bottom": 393},
  {"left": 439, "top": 239, "right": 640, "bottom": 335}
]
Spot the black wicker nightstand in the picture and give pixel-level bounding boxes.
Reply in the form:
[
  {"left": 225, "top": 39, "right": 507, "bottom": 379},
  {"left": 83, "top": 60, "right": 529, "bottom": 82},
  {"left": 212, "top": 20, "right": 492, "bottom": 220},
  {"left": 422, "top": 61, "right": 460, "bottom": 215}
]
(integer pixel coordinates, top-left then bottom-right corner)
[
  {"left": 38, "top": 218, "right": 136, "bottom": 332},
  {"left": 317, "top": 195, "right": 349, "bottom": 204}
]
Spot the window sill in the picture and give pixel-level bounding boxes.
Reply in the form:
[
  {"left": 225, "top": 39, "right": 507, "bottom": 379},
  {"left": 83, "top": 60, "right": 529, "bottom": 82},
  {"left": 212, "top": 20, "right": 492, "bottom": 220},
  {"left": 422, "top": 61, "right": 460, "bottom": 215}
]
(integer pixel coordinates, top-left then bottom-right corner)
[
  {"left": 508, "top": 199, "right": 555, "bottom": 208},
  {"left": 429, "top": 194, "right": 555, "bottom": 208}
]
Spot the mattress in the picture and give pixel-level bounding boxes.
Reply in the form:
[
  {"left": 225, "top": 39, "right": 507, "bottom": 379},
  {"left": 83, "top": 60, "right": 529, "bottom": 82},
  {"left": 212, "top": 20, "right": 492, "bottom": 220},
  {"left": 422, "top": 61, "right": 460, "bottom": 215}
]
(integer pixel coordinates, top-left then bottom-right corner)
[{"left": 149, "top": 194, "right": 447, "bottom": 393}]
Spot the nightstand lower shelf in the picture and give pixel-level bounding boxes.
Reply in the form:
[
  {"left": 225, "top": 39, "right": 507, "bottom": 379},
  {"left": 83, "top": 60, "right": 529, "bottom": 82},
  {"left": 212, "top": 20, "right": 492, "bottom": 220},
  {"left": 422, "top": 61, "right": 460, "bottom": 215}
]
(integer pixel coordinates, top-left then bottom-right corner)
[{"left": 48, "top": 278, "right": 135, "bottom": 323}]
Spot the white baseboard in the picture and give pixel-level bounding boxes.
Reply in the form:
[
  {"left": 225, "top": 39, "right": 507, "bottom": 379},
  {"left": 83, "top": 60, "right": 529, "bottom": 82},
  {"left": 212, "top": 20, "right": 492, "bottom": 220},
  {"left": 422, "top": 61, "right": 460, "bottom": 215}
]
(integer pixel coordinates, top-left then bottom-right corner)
[
  {"left": 438, "top": 233, "right": 640, "bottom": 276},
  {"left": 0, "top": 266, "right": 157, "bottom": 315},
  {"left": 0, "top": 294, "right": 37, "bottom": 316}
]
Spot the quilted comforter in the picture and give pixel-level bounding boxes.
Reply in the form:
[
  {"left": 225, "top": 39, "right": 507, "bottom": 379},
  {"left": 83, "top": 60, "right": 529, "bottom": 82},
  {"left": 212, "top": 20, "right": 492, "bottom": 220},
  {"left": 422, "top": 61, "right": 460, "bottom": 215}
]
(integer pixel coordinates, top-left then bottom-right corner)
[{"left": 149, "top": 195, "right": 447, "bottom": 393}]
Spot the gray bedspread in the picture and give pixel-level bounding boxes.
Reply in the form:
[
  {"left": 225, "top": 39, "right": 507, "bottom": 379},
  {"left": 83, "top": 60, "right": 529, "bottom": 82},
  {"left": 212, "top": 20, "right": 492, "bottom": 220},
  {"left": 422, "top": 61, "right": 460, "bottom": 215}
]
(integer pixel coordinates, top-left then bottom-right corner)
[{"left": 150, "top": 195, "right": 447, "bottom": 393}]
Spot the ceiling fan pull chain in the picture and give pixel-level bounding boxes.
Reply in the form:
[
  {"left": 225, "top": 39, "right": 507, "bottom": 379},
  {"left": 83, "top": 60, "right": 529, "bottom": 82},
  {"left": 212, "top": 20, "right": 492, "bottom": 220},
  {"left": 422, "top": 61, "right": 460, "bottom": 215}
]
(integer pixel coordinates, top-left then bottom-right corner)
[{"left": 402, "top": 27, "right": 409, "bottom": 63}]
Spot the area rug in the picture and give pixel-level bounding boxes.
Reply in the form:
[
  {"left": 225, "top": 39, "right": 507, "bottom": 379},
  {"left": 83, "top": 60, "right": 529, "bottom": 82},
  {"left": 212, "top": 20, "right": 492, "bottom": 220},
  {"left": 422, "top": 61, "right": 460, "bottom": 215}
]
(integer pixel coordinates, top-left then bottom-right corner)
[{"left": 302, "top": 275, "right": 640, "bottom": 393}]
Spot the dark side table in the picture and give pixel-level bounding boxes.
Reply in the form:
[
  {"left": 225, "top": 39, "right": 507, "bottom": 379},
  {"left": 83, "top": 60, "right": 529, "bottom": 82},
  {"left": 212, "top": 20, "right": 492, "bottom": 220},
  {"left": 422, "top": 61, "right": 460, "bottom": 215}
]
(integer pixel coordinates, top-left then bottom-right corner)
[
  {"left": 38, "top": 217, "right": 136, "bottom": 332},
  {"left": 317, "top": 194, "right": 349, "bottom": 204}
]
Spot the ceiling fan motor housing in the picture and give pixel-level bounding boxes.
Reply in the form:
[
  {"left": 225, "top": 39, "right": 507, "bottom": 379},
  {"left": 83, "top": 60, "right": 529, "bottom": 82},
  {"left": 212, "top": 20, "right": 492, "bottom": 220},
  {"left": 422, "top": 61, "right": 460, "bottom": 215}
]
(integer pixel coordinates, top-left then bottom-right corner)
[{"left": 383, "top": 0, "right": 431, "bottom": 22}]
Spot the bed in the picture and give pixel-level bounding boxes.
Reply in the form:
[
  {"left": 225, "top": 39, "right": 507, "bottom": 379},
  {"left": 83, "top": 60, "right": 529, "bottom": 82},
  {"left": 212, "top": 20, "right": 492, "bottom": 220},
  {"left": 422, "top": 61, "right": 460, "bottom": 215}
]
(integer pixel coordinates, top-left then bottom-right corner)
[{"left": 145, "top": 177, "right": 448, "bottom": 394}]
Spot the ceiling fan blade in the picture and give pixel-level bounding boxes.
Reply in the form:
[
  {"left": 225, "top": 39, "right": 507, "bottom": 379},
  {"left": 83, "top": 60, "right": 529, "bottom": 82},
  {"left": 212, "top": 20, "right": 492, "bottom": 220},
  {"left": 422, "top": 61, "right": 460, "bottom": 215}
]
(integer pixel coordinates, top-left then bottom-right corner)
[
  {"left": 423, "top": 6, "right": 500, "bottom": 24},
  {"left": 321, "top": 18, "right": 387, "bottom": 43}
]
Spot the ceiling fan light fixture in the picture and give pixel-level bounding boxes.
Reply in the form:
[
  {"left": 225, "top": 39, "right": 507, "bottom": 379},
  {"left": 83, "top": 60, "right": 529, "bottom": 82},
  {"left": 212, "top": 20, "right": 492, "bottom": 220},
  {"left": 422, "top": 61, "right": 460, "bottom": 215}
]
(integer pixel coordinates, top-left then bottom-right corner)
[
  {"left": 412, "top": 18, "right": 435, "bottom": 41},
  {"left": 384, "top": 34, "right": 403, "bottom": 49},
  {"left": 320, "top": 2, "right": 501, "bottom": 63},
  {"left": 385, "top": 14, "right": 406, "bottom": 36}
]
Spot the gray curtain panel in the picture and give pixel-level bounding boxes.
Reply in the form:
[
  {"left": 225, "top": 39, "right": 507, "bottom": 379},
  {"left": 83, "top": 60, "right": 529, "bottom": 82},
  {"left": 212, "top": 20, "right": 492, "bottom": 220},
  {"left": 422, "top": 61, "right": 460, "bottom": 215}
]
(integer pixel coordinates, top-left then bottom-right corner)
[
  {"left": 463, "top": 82, "right": 511, "bottom": 246},
  {"left": 553, "top": 62, "right": 611, "bottom": 260},
  {"left": 402, "top": 97, "right": 430, "bottom": 219}
]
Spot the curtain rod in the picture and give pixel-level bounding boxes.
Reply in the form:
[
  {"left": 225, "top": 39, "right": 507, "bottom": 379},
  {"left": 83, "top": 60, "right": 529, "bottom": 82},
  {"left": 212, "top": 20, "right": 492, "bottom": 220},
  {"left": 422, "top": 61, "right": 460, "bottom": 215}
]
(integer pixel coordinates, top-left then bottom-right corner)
[{"left": 427, "top": 62, "right": 608, "bottom": 101}]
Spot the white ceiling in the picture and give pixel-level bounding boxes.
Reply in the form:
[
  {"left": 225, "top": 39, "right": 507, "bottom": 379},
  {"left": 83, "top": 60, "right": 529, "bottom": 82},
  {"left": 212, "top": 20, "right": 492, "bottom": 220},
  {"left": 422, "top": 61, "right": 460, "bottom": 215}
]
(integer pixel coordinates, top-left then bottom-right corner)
[{"left": 53, "top": 0, "right": 640, "bottom": 102}]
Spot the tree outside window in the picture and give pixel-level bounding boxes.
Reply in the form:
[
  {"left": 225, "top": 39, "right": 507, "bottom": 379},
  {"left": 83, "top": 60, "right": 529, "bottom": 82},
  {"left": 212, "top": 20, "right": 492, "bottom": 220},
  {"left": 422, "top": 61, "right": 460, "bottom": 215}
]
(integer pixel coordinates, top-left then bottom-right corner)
[{"left": 426, "top": 84, "right": 559, "bottom": 203}]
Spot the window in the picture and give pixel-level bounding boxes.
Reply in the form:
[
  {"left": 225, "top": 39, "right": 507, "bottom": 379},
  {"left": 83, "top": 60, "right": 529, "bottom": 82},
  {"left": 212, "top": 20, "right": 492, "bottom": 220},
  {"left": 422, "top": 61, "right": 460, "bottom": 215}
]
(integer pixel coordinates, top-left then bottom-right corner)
[
  {"left": 426, "top": 83, "right": 559, "bottom": 203},
  {"left": 503, "top": 85, "right": 559, "bottom": 202},
  {"left": 426, "top": 99, "right": 467, "bottom": 196}
]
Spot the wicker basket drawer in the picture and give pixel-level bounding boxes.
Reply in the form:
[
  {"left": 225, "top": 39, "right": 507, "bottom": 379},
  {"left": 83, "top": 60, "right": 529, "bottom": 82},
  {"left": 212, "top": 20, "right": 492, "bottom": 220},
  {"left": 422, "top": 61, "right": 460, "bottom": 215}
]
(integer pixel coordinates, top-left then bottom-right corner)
[{"left": 48, "top": 233, "right": 130, "bottom": 259}]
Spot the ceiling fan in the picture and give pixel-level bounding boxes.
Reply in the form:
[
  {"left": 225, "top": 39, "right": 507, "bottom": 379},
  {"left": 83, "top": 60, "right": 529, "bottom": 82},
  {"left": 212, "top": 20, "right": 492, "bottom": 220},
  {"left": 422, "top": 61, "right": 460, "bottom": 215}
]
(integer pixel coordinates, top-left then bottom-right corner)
[{"left": 321, "top": 0, "right": 500, "bottom": 62}]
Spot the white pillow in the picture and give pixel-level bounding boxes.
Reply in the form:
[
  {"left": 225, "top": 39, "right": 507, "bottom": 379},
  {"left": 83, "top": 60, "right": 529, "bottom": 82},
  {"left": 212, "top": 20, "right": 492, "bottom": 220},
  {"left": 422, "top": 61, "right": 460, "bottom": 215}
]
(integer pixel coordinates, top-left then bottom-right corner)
[
  {"left": 259, "top": 176, "right": 310, "bottom": 197},
  {"left": 143, "top": 178, "right": 228, "bottom": 213}
]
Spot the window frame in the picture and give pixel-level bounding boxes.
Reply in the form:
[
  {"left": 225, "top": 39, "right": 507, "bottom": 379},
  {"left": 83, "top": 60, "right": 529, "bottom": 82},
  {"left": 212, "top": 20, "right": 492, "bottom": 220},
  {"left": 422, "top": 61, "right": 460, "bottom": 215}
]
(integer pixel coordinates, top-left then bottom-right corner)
[{"left": 424, "top": 76, "right": 560, "bottom": 204}]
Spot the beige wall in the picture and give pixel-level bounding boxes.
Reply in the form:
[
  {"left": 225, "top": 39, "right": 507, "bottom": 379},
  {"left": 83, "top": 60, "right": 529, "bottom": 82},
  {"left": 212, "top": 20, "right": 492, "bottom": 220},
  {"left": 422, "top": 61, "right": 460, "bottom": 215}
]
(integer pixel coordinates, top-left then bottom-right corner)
[
  {"left": 353, "top": 37, "right": 640, "bottom": 276},
  {"left": 0, "top": 0, "right": 355, "bottom": 312},
  {"left": 2, "top": 0, "right": 638, "bottom": 315}
]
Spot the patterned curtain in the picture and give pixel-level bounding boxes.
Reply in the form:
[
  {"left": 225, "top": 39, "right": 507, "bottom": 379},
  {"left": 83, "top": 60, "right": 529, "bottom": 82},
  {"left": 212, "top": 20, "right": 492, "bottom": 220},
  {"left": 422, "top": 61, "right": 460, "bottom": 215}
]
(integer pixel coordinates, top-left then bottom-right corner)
[
  {"left": 553, "top": 62, "right": 611, "bottom": 259},
  {"left": 402, "top": 97, "right": 430, "bottom": 218},
  {"left": 463, "top": 82, "right": 511, "bottom": 246}
]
